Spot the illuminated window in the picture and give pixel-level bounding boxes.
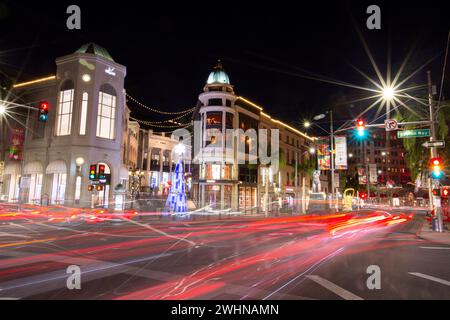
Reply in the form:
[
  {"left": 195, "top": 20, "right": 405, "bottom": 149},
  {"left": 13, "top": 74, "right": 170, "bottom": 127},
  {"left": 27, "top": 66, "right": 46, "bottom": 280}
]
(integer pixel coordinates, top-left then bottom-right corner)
[
  {"left": 206, "top": 112, "right": 222, "bottom": 126},
  {"left": 79, "top": 92, "right": 88, "bottom": 135},
  {"left": 56, "top": 80, "right": 74, "bottom": 136},
  {"left": 96, "top": 84, "right": 116, "bottom": 140},
  {"left": 212, "top": 165, "right": 221, "bottom": 179}
]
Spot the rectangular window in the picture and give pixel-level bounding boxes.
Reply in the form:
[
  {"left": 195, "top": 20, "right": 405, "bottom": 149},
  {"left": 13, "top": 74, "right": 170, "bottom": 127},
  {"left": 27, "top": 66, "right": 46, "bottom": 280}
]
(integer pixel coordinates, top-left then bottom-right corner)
[
  {"left": 56, "top": 89, "right": 74, "bottom": 136},
  {"left": 96, "top": 91, "right": 116, "bottom": 139},
  {"left": 79, "top": 92, "right": 88, "bottom": 135},
  {"left": 208, "top": 98, "right": 222, "bottom": 106}
]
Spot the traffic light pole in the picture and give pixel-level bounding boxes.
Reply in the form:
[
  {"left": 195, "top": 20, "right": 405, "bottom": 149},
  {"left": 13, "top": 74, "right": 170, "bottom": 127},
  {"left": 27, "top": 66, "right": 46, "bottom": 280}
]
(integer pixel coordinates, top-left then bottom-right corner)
[{"left": 427, "top": 71, "right": 444, "bottom": 232}]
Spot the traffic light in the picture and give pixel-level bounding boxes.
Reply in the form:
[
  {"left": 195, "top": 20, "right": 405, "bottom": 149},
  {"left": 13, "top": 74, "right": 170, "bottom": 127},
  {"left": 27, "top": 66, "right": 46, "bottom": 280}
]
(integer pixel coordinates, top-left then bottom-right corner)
[
  {"left": 87, "top": 185, "right": 94, "bottom": 192},
  {"left": 98, "top": 164, "right": 106, "bottom": 180},
  {"left": 38, "top": 101, "right": 49, "bottom": 122},
  {"left": 96, "top": 185, "right": 104, "bottom": 191},
  {"left": 355, "top": 119, "right": 367, "bottom": 138},
  {"left": 432, "top": 189, "right": 441, "bottom": 196},
  {"left": 430, "top": 157, "right": 444, "bottom": 179},
  {"left": 89, "top": 164, "right": 97, "bottom": 180},
  {"left": 442, "top": 188, "right": 449, "bottom": 198},
  {"left": 359, "top": 191, "right": 367, "bottom": 199}
]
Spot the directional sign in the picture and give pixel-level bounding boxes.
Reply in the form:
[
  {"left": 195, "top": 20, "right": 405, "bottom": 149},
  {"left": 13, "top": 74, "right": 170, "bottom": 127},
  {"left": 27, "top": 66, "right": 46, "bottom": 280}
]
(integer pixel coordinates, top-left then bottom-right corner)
[
  {"left": 385, "top": 119, "right": 398, "bottom": 131},
  {"left": 422, "top": 140, "right": 445, "bottom": 148},
  {"left": 397, "top": 129, "right": 430, "bottom": 139}
]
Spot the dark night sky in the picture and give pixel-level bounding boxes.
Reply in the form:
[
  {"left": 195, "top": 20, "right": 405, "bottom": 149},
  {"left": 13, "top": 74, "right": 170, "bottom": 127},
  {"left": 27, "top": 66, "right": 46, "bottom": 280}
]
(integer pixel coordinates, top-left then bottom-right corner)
[{"left": 1, "top": 0, "right": 450, "bottom": 128}]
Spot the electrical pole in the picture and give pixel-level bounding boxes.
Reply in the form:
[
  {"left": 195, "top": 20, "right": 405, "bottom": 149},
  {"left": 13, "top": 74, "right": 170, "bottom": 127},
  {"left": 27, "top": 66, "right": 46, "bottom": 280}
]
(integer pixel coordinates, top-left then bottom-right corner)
[{"left": 427, "top": 71, "right": 444, "bottom": 232}]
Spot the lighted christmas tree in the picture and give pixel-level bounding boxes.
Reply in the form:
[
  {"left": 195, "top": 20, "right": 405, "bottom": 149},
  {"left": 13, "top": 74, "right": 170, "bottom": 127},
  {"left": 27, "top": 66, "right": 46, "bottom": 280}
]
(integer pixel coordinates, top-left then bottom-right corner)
[{"left": 165, "top": 160, "right": 187, "bottom": 213}]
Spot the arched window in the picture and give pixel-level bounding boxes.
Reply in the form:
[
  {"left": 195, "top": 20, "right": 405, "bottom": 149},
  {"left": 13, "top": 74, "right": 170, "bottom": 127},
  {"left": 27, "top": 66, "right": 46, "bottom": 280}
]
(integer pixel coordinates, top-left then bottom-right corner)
[
  {"left": 96, "top": 84, "right": 117, "bottom": 139},
  {"left": 56, "top": 80, "right": 75, "bottom": 136},
  {"left": 79, "top": 92, "right": 88, "bottom": 135}
]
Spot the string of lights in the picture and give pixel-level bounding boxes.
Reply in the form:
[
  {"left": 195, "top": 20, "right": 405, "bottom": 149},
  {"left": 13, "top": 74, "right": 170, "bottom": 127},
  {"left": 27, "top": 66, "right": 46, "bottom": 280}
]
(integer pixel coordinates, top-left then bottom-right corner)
[
  {"left": 130, "top": 116, "right": 192, "bottom": 128},
  {"left": 134, "top": 111, "right": 194, "bottom": 124},
  {"left": 126, "top": 93, "right": 196, "bottom": 115}
]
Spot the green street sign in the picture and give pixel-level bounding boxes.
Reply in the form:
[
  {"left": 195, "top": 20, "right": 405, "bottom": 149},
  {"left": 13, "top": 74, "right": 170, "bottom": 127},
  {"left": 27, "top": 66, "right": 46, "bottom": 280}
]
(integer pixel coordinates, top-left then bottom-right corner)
[{"left": 397, "top": 129, "right": 430, "bottom": 139}]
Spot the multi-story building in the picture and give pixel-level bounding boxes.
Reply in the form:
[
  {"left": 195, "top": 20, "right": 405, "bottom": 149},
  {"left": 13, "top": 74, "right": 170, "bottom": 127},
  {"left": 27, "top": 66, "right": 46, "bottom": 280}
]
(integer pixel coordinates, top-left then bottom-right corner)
[
  {"left": 347, "top": 128, "right": 411, "bottom": 187},
  {"left": 1, "top": 43, "right": 132, "bottom": 207},
  {"left": 136, "top": 129, "right": 191, "bottom": 195},
  {"left": 191, "top": 61, "right": 314, "bottom": 212}
]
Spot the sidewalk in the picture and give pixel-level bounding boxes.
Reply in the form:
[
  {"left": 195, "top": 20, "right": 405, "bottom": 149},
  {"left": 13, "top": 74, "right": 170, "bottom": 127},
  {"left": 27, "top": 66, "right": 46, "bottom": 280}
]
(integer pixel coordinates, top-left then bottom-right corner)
[{"left": 417, "top": 220, "right": 450, "bottom": 245}]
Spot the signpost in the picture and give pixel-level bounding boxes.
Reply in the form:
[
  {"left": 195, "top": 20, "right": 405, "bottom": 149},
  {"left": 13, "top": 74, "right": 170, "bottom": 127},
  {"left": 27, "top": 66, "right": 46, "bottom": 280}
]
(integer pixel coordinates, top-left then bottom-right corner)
[
  {"left": 422, "top": 140, "right": 445, "bottom": 148},
  {"left": 384, "top": 119, "right": 398, "bottom": 131},
  {"left": 397, "top": 129, "right": 430, "bottom": 139}
]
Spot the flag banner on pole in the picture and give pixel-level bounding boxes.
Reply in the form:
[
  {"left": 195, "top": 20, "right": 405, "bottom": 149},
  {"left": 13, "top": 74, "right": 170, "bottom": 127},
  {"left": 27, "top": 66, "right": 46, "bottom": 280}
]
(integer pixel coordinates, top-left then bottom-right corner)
[
  {"left": 334, "top": 135, "right": 348, "bottom": 170},
  {"left": 317, "top": 137, "right": 331, "bottom": 170},
  {"left": 369, "top": 164, "right": 378, "bottom": 184},
  {"left": 358, "top": 166, "right": 367, "bottom": 185}
]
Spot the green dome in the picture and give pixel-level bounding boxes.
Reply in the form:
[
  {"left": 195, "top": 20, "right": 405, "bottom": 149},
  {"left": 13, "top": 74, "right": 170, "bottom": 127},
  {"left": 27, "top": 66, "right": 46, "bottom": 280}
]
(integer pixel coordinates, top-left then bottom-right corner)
[
  {"left": 207, "top": 60, "right": 230, "bottom": 85},
  {"left": 75, "top": 43, "right": 114, "bottom": 62}
]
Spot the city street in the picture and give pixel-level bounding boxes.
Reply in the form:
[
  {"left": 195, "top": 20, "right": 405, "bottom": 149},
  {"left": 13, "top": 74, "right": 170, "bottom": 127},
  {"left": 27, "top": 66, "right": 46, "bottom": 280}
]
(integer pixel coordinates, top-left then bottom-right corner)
[{"left": 0, "top": 208, "right": 448, "bottom": 300}]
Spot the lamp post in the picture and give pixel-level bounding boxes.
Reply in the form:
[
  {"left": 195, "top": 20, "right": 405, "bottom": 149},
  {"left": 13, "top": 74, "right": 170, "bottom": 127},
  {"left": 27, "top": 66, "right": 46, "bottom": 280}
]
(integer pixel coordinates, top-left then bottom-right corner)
[{"left": 305, "top": 110, "right": 336, "bottom": 209}]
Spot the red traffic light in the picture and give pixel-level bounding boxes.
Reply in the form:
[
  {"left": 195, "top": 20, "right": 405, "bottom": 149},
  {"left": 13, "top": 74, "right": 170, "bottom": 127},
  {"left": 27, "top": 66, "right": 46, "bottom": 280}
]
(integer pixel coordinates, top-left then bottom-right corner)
[
  {"left": 39, "top": 101, "right": 49, "bottom": 110},
  {"left": 359, "top": 192, "right": 367, "bottom": 199},
  {"left": 38, "top": 101, "right": 49, "bottom": 122},
  {"left": 431, "top": 158, "right": 442, "bottom": 167},
  {"left": 356, "top": 119, "right": 365, "bottom": 128}
]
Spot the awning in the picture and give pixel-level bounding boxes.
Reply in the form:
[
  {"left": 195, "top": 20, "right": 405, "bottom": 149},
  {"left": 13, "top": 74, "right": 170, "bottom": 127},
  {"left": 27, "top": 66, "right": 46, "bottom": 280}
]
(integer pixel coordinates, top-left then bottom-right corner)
[
  {"left": 119, "top": 166, "right": 130, "bottom": 180},
  {"left": 46, "top": 160, "right": 67, "bottom": 174},
  {"left": 24, "top": 161, "right": 44, "bottom": 175},
  {"left": 3, "top": 162, "right": 21, "bottom": 175}
]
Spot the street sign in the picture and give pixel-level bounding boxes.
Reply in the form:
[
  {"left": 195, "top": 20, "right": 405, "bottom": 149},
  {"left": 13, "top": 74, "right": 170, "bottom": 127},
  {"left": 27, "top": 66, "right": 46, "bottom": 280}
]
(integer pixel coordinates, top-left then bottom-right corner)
[
  {"left": 422, "top": 140, "right": 445, "bottom": 148},
  {"left": 397, "top": 129, "right": 430, "bottom": 139},
  {"left": 384, "top": 119, "right": 398, "bottom": 131}
]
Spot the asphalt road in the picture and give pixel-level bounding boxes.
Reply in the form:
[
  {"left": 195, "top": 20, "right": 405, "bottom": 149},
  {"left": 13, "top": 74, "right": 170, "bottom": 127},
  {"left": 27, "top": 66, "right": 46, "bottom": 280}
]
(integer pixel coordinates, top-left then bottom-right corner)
[{"left": 0, "top": 208, "right": 449, "bottom": 300}]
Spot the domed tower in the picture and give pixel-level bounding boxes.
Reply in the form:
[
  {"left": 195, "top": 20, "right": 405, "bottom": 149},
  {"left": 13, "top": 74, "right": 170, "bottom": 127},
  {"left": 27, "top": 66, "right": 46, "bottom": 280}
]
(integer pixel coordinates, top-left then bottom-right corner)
[{"left": 194, "top": 61, "right": 239, "bottom": 211}]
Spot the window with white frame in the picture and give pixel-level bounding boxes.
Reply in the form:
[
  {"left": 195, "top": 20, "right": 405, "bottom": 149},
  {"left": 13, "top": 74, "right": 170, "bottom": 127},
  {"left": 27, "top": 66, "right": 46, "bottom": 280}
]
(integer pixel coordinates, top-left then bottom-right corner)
[
  {"left": 96, "top": 84, "right": 116, "bottom": 140},
  {"left": 56, "top": 80, "right": 75, "bottom": 136},
  {"left": 79, "top": 92, "right": 88, "bottom": 135}
]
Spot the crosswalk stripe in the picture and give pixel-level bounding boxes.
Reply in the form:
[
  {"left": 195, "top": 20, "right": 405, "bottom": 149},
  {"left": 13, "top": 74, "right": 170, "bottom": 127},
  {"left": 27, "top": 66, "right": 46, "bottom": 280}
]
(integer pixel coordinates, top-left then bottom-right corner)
[
  {"left": 409, "top": 273, "right": 450, "bottom": 286},
  {"left": 419, "top": 246, "right": 450, "bottom": 250},
  {"left": 306, "top": 275, "right": 363, "bottom": 300}
]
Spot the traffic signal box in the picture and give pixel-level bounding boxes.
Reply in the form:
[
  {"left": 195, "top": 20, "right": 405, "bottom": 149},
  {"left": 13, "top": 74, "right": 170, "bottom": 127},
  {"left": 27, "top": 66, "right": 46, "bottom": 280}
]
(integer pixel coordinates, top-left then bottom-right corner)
[
  {"left": 38, "top": 101, "right": 49, "bottom": 122},
  {"left": 430, "top": 157, "right": 444, "bottom": 179},
  {"left": 89, "top": 164, "right": 97, "bottom": 180}
]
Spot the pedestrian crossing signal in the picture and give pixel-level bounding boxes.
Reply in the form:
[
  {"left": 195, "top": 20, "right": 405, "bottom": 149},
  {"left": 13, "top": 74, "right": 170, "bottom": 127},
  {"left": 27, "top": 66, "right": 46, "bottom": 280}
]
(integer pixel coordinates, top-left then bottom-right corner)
[{"left": 88, "top": 185, "right": 94, "bottom": 192}]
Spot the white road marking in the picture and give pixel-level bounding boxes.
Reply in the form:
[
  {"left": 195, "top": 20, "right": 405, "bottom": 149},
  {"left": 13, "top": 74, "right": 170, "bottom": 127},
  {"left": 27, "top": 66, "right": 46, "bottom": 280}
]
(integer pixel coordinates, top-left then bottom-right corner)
[
  {"left": 419, "top": 246, "right": 450, "bottom": 250},
  {"left": 306, "top": 275, "right": 364, "bottom": 300},
  {"left": 409, "top": 273, "right": 450, "bottom": 286},
  {"left": 0, "top": 297, "right": 19, "bottom": 300}
]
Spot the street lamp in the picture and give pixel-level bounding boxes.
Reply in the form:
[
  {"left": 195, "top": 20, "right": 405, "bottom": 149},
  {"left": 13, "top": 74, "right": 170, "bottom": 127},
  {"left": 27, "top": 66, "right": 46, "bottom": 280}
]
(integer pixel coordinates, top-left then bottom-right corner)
[
  {"left": 309, "top": 147, "right": 316, "bottom": 154},
  {"left": 382, "top": 86, "right": 396, "bottom": 101},
  {"left": 304, "top": 121, "right": 311, "bottom": 129},
  {"left": 0, "top": 104, "right": 6, "bottom": 115},
  {"left": 305, "top": 110, "right": 336, "bottom": 209}
]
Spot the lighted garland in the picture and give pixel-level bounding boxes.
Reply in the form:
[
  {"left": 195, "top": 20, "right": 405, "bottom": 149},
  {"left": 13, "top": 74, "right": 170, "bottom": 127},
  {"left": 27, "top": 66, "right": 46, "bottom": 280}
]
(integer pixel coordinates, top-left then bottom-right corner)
[
  {"left": 126, "top": 93, "right": 196, "bottom": 115},
  {"left": 130, "top": 116, "right": 192, "bottom": 128}
]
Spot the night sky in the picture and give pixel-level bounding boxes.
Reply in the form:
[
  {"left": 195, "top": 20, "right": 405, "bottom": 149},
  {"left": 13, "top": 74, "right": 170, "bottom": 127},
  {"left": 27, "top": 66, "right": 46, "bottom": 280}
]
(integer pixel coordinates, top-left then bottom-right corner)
[{"left": 1, "top": 0, "right": 450, "bottom": 129}]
